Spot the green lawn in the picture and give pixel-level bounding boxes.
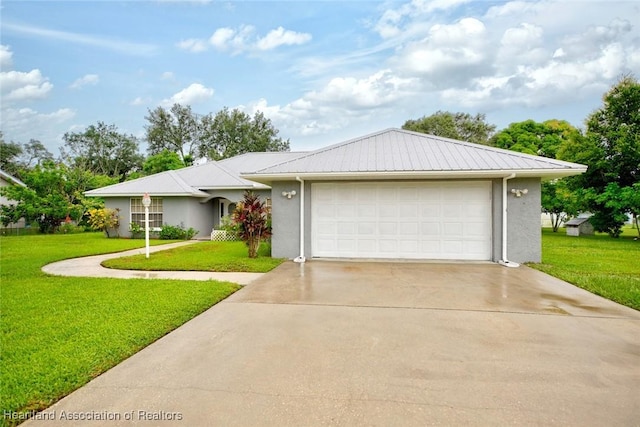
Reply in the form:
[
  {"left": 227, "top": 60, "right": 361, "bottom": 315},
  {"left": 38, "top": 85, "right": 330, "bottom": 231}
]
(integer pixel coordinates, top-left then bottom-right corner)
[
  {"left": 530, "top": 228, "right": 640, "bottom": 310},
  {"left": 0, "top": 233, "right": 240, "bottom": 426},
  {"left": 102, "top": 240, "right": 285, "bottom": 273}
]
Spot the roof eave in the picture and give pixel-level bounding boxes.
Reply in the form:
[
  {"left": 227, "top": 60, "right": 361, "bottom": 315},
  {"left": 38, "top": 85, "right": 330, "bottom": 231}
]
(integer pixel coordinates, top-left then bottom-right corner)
[
  {"left": 241, "top": 168, "right": 588, "bottom": 185},
  {"left": 84, "top": 191, "right": 210, "bottom": 198}
]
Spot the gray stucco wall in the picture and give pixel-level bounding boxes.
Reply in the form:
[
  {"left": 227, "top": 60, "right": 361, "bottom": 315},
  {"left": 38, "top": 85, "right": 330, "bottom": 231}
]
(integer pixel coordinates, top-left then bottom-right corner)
[
  {"left": 491, "top": 177, "right": 542, "bottom": 263},
  {"left": 272, "top": 178, "right": 542, "bottom": 263},
  {"left": 505, "top": 177, "right": 541, "bottom": 263},
  {"left": 104, "top": 190, "right": 271, "bottom": 239},
  {"left": 104, "top": 197, "right": 131, "bottom": 237},
  {"left": 271, "top": 181, "right": 305, "bottom": 259}
]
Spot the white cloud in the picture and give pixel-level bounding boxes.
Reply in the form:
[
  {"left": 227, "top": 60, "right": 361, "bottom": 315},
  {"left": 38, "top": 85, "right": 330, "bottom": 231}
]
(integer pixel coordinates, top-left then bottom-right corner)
[
  {"left": 2, "top": 22, "right": 158, "bottom": 56},
  {"left": 161, "top": 71, "right": 174, "bottom": 80},
  {"left": 176, "top": 38, "right": 209, "bottom": 53},
  {"left": 0, "top": 69, "right": 53, "bottom": 101},
  {"left": 177, "top": 25, "right": 311, "bottom": 55},
  {"left": 69, "top": 74, "right": 99, "bottom": 89},
  {"left": 209, "top": 27, "right": 238, "bottom": 50},
  {"left": 256, "top": 27, "right": 311, "bottom": 50},
  {"left": 374, "top": 0, "right": 472, "bottom": 39},
  {"left": 130, "top": 97, "right": 149, "bottom": 106},
  {"left": 393, "top": 17, "right": 491, "bottom": 84},
  {"left": 0, "top": 107, "right": 76, "bottom": 151},
  {"left": 240, "top": 70, "right": 417, "bottom": 137},
  {"left": 0, "top": 45, "right": 13, "bottom": 69},
  {"left": 162, "top": 83, "right": 214, "bottom": 106}
]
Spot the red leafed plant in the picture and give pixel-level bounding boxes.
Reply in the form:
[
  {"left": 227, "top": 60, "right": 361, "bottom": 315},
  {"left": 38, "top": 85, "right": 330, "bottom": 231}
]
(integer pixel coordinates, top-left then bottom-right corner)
[{"left": 232, "top": 191, "right": 272, "bottom": 258}]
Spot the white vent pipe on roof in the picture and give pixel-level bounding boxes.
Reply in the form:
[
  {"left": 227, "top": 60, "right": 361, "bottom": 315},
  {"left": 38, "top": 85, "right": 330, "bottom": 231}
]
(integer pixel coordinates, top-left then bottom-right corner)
[
  {"left": 293, "top": 176, "right": 306, "bottom": 263},
  {"left": 499, "top": 173, "right": 520, "bottom": 268}
]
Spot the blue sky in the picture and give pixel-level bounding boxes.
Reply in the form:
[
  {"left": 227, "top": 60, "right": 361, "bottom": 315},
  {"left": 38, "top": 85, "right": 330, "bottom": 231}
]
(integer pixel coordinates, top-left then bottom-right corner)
[{"left": 1, "top": 0, "right": 639, "bottom": 154}]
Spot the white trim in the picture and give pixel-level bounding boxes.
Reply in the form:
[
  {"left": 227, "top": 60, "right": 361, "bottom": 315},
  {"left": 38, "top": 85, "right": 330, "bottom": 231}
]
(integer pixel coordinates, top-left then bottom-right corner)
[
  {"left": 242, "top": 168, "right": 587, "bottom": 184},
  {"left": 294, "top": 176, "right": 306, "bottom": 263}
]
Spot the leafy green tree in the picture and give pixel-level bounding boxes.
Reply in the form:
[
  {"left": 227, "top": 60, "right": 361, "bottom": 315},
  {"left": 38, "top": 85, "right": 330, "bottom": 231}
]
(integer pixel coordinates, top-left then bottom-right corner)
[
  {"left": 558, "top": 76, "right": 640, "bottom": 237},
  {"left": 622, "top": 183, "right": 640, "bottom": 237},
  {"left": 231, "top": 191, "right": 271, "bottom": 258},
  {"left": 145, "top": 103, "right": 201, "bottom": 166},
  {"left": 142, "top": 149, "right": 185, "bottom": 175},
  {"left": 402, "top": 111, "right": 496, "bottom": 145},
  {"left": 62, "top": 122, "right": 143, "bottom": 182},
  {"left": 541, "top": 180, "right": 579, "bottom": 232},
  {"left": 492, "top": 119, "right": 582, "bottom": 158},
  {"left": 0, "top": 133, "right": 24, "bottom": 177},
  {"left": 0, "top": 162, "right": 107, "bottom": 233},
  {"left": 200, "top": 108, "right": 290, "bottom": 160}
]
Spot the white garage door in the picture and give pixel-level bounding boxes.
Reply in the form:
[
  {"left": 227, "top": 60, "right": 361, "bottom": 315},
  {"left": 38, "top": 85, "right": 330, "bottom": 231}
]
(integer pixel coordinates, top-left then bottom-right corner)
[{"left": 311, "top": 181, "right": 492, "bottom": 260}]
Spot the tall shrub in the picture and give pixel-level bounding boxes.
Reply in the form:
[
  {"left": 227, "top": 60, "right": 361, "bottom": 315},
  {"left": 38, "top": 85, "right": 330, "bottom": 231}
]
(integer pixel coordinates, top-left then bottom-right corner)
[{"left": 232, "top": 191, "right": 271, "bottom": 258}]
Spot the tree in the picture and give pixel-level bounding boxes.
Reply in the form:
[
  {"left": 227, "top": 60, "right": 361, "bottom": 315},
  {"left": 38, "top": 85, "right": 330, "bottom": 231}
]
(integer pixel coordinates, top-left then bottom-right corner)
[
  {"left": 402, "top": 111, "right": 496, "bottom": 145},
  {"left": 0, "top": 162, "right": 90, "bottom": 232},
  {"left": 62, "top": 122, "right": 143, "bottom": 182},
  {"left": 145, "top": 104, "right": 201, "bottom": 165},
  {"left": 558, "top": 76, "right": 640, "bottom": 237},
  {"left": 87, "top": 208, "right": 120, "bottom": 238},
  {"left": 0, "top": 132, "right": 23, "bottom": 177},
  {"left": 200, "top": 108, "right": 290, "bottom": 160},
  {"left": 231, "top": 191, "right": 271, "bottom": 258},
  {"left": 492, "top": 119, "right": 582, "bottom": 158},
  {"left": 142, "top": 149, "right": 184, "bottom": 175},
  {"left": 20, "top": 139, "right": 53, "bottom": 168},
  {"left": 541, "top": 180, "right": 579, "bottom": 232}
]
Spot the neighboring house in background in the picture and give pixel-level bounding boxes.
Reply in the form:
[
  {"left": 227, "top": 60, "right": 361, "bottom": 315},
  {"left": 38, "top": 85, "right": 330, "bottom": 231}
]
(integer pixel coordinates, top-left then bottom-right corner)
[
  {"left": 85, "top": 152, "right": 304, "bottom": 238},
  {"left": 87, "top": 128, "right": 587, "bottom": 263},
  {"left": 243, "top": 128, "right": 587, "bottom": 264},
  {"left": 0, "top": 169, "right": 27, "bottom": 228}
]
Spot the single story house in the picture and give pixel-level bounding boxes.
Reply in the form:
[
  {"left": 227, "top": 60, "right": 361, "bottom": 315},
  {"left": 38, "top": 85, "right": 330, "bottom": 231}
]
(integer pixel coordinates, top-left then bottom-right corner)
[
  {"left": 84, "top": 152, "right": 304, "bottom": 237},
  {"left": 87, "top": 128, "right": 587, "bottom": 264}
]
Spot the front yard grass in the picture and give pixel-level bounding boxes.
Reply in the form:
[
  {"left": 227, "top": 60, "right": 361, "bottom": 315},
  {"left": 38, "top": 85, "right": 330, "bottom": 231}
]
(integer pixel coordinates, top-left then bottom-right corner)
[
  {"left": 0, "top": 233, "right": 240, "bottom": 425},
  {"left": 530, "top": 228, "right": 640, "bottom": 310},
  {"left": 102, "top": 240, "right": 284, "bottom": 273}
]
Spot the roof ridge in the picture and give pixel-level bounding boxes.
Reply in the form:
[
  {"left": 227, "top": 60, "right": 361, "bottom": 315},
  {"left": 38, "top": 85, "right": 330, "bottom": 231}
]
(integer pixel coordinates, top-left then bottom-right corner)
[
  {"left": 252, "top": 129, "right": 395, "bottom": 173},
  {"left": 167, "top": 170, "right": 199, "bottom": 194}
]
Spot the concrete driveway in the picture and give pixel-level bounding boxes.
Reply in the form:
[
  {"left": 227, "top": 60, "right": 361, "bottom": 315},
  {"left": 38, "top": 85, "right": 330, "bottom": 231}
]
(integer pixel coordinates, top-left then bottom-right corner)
[{"left": 26, "top": 261, "right": 640, "bottom": 426}]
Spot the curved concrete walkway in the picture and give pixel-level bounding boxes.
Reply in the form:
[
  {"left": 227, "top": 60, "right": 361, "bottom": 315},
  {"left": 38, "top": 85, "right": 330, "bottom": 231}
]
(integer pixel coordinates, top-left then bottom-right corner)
[{"left": 42, "top": 241, "right": 263, "bottom": 285}]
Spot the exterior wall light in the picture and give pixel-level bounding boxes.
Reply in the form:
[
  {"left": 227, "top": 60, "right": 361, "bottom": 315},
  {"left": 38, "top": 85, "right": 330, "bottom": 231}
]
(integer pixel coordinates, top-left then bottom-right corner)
[
  {"left": 282, "top": 190, "right": 297, "bottom": 199},
  {"left": 511, "top": 188, "right": 528, "bottom": 198}
]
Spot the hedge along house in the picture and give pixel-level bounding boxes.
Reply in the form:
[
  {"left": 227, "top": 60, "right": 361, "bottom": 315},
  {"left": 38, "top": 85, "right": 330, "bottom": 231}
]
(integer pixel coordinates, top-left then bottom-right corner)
[
  {"left": 85, "top": 152, "right": 304, "bottom": 238},
  {"left": 242, "top": 128, "right": 587, "bottom": 265}
]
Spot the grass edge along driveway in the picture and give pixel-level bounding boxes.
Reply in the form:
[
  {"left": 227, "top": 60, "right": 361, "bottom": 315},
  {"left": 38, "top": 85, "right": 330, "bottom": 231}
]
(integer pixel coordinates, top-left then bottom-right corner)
[
  {"left": 0, "top": 233, "right": 241, "bottom": 426},
  {"left": 529, "top": 228, "right": 639, "bottom": 311},
  {"left": 101, "top": 240, "right": 285, "bottom": 273}
]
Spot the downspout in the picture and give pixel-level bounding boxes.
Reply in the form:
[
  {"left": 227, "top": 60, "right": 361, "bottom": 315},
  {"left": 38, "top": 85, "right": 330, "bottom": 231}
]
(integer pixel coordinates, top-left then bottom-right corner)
[
  {"left": 499, "top": 173, "right": 520, "bottom": 268},
  {"left": 293, "top": 176, "right": 306, "bottom": 263}
]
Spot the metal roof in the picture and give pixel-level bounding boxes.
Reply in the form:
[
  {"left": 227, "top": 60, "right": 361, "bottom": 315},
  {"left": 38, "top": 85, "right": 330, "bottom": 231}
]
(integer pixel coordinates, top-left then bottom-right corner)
[
  {"left": 0, "top": 169, "right": 26, "bottom": 187},
  {"left": 565, "top": 218, "right": 591, "bottom": 226},
  {"left": 243, "top": 128, "right": 587, "bottom": 181},
  {"left": 219, "top": 151, "right": 308, "bottom": 174},
  {"left": 85, "top": 160, "right": 265, "bottom": 198}
]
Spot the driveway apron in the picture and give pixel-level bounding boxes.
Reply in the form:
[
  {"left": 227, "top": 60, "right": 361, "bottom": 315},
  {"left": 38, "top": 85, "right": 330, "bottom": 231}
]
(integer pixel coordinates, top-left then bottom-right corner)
[{"left": 25, "top": 261, "right": 640, "bottom": 426}]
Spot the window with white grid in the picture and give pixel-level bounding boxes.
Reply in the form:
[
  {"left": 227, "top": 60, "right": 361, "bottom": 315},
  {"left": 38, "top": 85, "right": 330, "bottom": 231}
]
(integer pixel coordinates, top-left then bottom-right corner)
[{"left": 130, "top": 197, "right": 163, "bottom": 229}]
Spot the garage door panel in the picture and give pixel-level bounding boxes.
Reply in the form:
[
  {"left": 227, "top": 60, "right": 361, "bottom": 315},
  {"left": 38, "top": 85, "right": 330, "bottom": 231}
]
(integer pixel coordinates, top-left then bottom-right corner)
[
  {"left": 379, "top": 222, "right": 397, "bottom": 235},
  {"left": 399, "top": 222, "right": 419, "bottom": 235},
  {"left": 312, "top": 182, "right": 491, "bottom": 260},
  {"left": 337, "top": 222, "right": 356, "bottom": 234}
]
